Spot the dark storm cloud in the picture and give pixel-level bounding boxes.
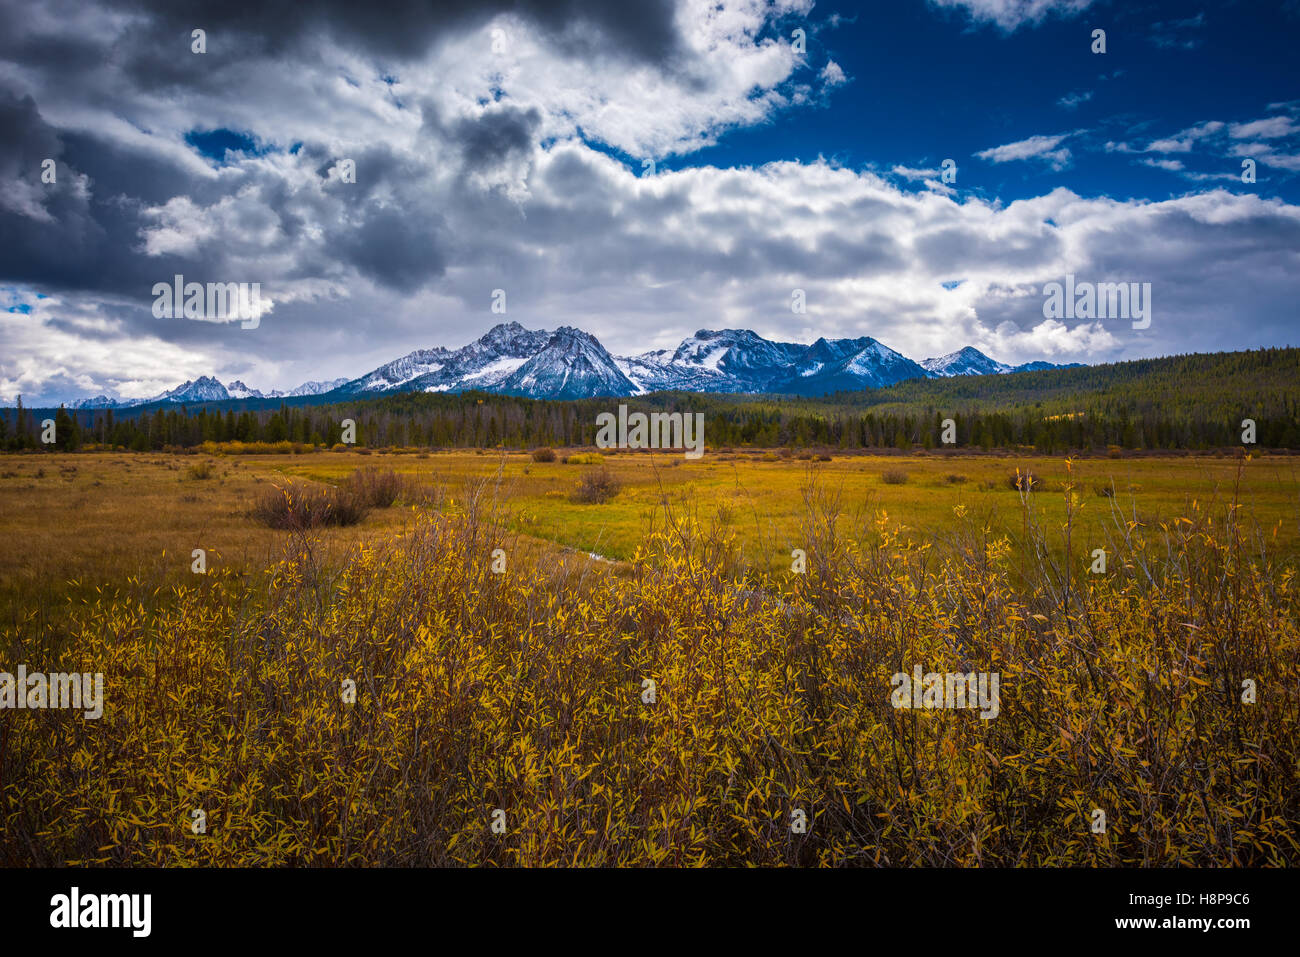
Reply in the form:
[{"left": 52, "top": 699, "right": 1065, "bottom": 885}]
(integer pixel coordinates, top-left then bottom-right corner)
[
  {"left": 49, "top": 0, "right": 684, "bottom": 81},
  {"left": 309, "top": 144, "right": 433, "bottom": 202},
  {"left": 0, "top": 0, "right": 677, "bottom": 309},
  {"left": 335, "top": 202, "right": 448, "bottom": 293},
  {"left": 450, "top": 104, "right": 543, "bottom": 170},
  {"left": 0, "top": 89, "right": 196, "bottom": 296},
  {"left": 59, "top": 130, "right": 197, "bottom": 206},
  {"left": 0, "top": 90, "right": 58, "bottom": 164}
]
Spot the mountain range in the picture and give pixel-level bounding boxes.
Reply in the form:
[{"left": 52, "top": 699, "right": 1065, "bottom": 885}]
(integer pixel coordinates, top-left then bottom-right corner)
[
  {"left": 69, "top": 323, "right": 1078, "bottom": 408},
  {"left": 71, "top": 377, "right": 351, "bottom": 409}
]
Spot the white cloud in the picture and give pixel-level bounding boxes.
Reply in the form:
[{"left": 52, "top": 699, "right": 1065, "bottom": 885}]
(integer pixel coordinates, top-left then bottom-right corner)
[
  {"left": 891, "top": 164, "right": 939, "bottom": 181},
  {"left": 1117, "top": 114, "right": 1300, "bottom": 178},
  {"left": 928, "top": 0, "right": 1093, "bottom": 32},
  {"left": 1146, "top": 121, "right": 1224, "bottom": 153},
  {"left": 992, "top": 318, "right": 1117, "bottom": 356},
  {"left": 412, "top": 0, "right": 818, "bottom": 159},
  {"left": 975, "top": 133, "right": 1073, "bottom": 170},
  {"left": 0, "top": 295, "right": 221, "bottom": 403},
  {"left": 1057, "top": 90, "right": 1093, "bottom": 110},
  {"left": 1229, "top": 116, "right": 1298, "bottom": 140},
  {"left": 1259, "top": 152, "right": 1300, "bottom": 172},
  {"left": 819, "top": 60, "right": 847, "bottom": 87}
]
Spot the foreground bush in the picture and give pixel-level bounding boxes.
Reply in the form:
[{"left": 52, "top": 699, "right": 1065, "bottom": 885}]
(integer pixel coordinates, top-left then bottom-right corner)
[{"left": 3, "top": 477, "right": 1297, "bottom": 866}]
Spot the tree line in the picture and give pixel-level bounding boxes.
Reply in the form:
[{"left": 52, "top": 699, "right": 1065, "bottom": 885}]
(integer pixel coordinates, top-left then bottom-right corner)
[{"left": 3, "top": 347, "right": 1298, "bottom": 452}]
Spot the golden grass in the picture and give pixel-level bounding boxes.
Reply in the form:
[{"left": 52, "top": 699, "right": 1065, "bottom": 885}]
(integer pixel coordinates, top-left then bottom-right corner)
[
  {"left": 3, "top": 449, "right": 1298, "bottom": 629},
  {"left": 2, "top": 460, "right": 1296, "bottom": 866}
]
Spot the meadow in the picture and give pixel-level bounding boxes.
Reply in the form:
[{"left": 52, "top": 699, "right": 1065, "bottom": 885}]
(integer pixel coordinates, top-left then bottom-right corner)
[
  {"left": 2, "top": 447, "right": 1297, "bottom": 623},
  {"left": 1, "top": 447, "right": 1297, "bottom": 865}
]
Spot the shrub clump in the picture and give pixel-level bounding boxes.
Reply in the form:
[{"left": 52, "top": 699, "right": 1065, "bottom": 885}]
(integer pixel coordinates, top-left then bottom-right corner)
[
  {"left": 344, "top": 466, "right": 404, "bottom": 508},
  {"left": 251, "top": 481, "right": 369, "bottom": 529},
  {"left": 881, "top": 468, "right": 909, "bottom": 485},
  {"left": 530, "top": 447, "right": 557, "bottom": 463},
  {"left": 564, "top": 452, "right": 605, "bottom": 465},
  {"left": 571, "top": 467, "right": 620, "bottom": 504},
  {"left": 1009, "top": 469, "right": 1039, "bottom": 492}
]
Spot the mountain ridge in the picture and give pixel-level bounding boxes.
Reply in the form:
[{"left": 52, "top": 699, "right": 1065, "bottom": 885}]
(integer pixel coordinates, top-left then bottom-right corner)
[{"left": 68, "top": 323, "right": 1081, "bottom": 408}]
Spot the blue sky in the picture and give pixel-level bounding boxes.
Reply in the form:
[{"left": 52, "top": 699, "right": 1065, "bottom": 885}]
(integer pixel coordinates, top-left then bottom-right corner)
[
  {"left": 1, "top": 0, "right": 1298, "bottom": 405},
  {"left": 684, "top": 1, "right": 1300, "bottom": 202}
]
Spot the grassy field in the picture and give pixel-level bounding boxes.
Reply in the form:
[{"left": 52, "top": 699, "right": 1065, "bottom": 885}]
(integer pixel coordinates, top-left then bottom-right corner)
[
  {"left": 2, "top": 444, "right": 1297, "bottom": 867},
  {"left": 2, "top": 448, "right": 1297, "bottom": 629},
  {"left": 2, "top": 446, "right": 1299, "bottom": 866}
]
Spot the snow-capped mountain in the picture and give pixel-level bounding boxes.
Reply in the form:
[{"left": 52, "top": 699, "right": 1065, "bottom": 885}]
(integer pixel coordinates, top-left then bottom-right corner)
[
  {"left": 336, "top": 321, "right": 551, "bottom": 396},
  {"left": 225, "top": 380, "right": 264, "bottom": 399},
  {"left": 156, "top": 376, "right": 232, "bottom": 404},
  {"left": 70, "top": 375, "right": 353, "bottom": 408},
  {"left": 281, "top": 377, "right": 351, "bottom": 396},
  {"left": 61, "top": 322, "right": 1080, "bottom": 407},
  {"left": 921, "top": 347, "right": 1088, "bottom": 377},
  {"left": 617, "top": 330, "right": 932, "bottom": 396},
  {"left": 618, "top": 329, "right": 806, "bottom": 394},
  {"left": 69, "top": 394, "right": 121, "bottom": 410},
  {"left": 341, "top": 345, "right": 453, "bottom": 394},
  {"left": 921, "top": 347, "right": 1013, "bottom": 377},
  {"left": 496, "top": 327, "right": 637, "bottom": 400},
  {"left": 779, "top": 337, "right": 931, "bottom": 395}
]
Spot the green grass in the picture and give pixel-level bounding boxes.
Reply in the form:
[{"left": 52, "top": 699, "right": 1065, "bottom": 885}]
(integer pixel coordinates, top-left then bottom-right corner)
[
  {"left": 277, "top": 449, "right": 1300, "bottom": 564},
  {"left": 2, "top": 449, "right": 1297, "bottom": 632}
]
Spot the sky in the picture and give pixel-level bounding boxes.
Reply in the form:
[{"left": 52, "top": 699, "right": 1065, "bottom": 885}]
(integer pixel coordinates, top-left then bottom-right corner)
[{"left": 1, "top": 0, "right": 1298, "bottom": 405}]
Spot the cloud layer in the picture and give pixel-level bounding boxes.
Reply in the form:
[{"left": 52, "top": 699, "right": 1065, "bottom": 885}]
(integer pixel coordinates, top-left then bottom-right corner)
[{"left": 1, "top": 0, "right": 1298, "bottom": 404}]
